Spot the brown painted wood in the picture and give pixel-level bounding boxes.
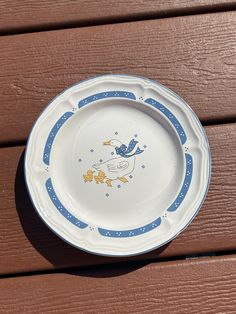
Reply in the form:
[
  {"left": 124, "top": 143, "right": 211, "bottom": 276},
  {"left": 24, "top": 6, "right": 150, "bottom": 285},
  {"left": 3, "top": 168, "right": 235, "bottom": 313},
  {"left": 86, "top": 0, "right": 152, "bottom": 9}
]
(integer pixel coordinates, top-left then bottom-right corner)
[
  {"left": 0, "top": 123, "right": 235, "bottom": 275},
  {"left": 0, "top": 0, "right": 235, "bottom": 33},
  {"left": 0, "top": 11, "right": 236, "bottom": 144},
  {"left": 1, "top": 255, "right": 236, "bottom": 313}
]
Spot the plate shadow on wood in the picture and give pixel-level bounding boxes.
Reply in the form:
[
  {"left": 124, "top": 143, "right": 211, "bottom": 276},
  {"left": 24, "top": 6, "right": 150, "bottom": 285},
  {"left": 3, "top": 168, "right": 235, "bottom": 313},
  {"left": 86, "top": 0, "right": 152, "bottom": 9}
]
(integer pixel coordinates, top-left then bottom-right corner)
[{"left": 14, "top": 150, "right": 169, "bottom": 277}]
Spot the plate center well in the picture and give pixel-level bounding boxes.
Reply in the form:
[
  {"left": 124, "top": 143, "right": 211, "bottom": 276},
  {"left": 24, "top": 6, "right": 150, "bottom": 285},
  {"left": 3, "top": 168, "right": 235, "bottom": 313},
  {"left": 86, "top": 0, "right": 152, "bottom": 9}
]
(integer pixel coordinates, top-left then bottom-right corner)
[{"left": 50, "top": 99, "right": 185, "bottom": 229}]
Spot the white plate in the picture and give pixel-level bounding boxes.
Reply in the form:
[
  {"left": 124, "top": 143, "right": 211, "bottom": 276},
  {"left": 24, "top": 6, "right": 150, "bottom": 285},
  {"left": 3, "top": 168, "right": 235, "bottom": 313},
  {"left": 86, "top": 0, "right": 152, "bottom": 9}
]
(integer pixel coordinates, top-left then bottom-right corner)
[{"left": 25, "top": 74, "right": 211, "bottom": 256}]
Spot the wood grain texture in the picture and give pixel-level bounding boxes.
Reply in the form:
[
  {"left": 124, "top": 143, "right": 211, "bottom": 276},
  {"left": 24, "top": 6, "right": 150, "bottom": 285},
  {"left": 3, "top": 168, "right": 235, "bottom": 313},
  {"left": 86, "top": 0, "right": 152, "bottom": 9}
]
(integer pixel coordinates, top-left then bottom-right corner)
[
  {"left": 1, "top": 255, "right": 236, "bottom": 313},
  {"left": 0, "top": 11, "right": 236, "bottom": 144},
  {"left": 0, "top": 0, "right": 236, "bottom": 33},
  {"left": 0, "top": 123, "right": 235, "bottom": 275}
]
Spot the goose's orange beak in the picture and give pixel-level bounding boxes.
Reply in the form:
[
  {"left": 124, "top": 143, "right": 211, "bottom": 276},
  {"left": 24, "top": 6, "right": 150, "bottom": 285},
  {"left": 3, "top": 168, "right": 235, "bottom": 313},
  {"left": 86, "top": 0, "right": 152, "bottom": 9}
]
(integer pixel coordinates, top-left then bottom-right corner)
[{"left": 103, "top": 140, "right": 111, "bottom": 146}]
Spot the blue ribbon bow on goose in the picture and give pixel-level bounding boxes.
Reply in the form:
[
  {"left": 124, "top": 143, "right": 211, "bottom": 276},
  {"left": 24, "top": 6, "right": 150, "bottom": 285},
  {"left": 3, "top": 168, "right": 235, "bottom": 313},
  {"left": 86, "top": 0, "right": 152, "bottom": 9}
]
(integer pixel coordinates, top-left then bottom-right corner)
[{"left": 115, "top": 139, "right": 144, "bottom": 158}]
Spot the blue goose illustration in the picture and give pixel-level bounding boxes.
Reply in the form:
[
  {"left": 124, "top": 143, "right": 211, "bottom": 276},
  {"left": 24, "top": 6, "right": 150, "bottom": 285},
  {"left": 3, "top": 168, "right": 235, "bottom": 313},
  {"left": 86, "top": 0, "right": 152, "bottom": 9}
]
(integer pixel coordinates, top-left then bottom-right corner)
[{"left": 92, "top": 138, "right": 144, "bottom": 187}]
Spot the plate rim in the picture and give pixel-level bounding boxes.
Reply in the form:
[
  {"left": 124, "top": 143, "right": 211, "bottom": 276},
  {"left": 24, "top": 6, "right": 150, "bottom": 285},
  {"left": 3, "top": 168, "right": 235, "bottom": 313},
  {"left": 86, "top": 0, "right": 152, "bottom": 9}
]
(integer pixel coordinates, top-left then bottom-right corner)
[{"left": 24, "top": 73, "right": 211, "bottom": 257}]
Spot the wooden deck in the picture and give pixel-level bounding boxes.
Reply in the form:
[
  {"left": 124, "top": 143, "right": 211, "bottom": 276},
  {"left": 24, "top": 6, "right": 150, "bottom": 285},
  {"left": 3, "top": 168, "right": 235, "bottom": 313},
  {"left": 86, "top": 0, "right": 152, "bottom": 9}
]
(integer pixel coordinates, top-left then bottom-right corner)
[{"left": 0, "top": 1, "right": 236, "bottom": 313}]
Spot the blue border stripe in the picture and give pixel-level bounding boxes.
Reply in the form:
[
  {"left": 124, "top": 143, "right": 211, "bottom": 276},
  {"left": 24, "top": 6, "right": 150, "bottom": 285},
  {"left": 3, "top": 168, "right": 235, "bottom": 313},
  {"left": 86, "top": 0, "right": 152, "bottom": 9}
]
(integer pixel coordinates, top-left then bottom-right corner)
[
  {"left": 167, "top": 154, "right": 192, "bottom": 212},
  {"left": 98, "top": 217, "right": 162, "bottom": 238},
  {"left": 145, "top": 98, "right": 187, "bottom": 145},
  {"left": 42, "top": 90, "right": 192, "bottom": 238},
  {"left": 43, "top": 112, "right": 74, "bottom": 165},
  {"left": 78, "top": 91, "right": 136, "bottom": 108},
  {"left": 46, "top": 178, "right": 88, "bottom": 229},
  {"left": 98, "top": 153, "right": 192, "bottom": 237}
]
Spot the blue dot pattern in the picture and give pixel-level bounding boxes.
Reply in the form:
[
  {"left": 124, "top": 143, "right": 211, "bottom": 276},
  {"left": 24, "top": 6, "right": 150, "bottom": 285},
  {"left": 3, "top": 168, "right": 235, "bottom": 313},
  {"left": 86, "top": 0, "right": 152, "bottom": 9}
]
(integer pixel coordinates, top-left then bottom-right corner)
[
  {"left": 98, "top": 153, "right": 192, "bottom": 238},
  {"left": 78, "top": 91, "right": 136, "bottom": 108},
  {"left": 43, "top": 112, "right": 74, "bottom": 165},
  {"left": 145, "top": 98, "right": 187, "bottom": 145},
  {"left": 45, "top": 178, "right": 88, "bottom": 229}
]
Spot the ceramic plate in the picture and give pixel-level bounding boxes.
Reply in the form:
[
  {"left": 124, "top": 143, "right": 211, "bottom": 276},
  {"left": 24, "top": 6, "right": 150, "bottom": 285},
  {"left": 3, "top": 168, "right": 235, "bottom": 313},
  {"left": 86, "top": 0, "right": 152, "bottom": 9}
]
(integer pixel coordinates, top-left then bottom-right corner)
[{"left": 25, "top": 74, "right": 211, "bottom": 256}]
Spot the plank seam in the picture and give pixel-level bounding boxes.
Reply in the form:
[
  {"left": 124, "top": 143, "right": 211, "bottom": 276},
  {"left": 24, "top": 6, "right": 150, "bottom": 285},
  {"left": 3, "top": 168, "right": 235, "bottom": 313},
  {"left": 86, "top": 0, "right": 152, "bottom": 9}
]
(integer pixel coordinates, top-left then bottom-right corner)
[
  {"left": 1, "top": 249, "right": 235, "bottom": 279},
  {"left": 1, "top": 5, "right": 236, "bottom": 37}
]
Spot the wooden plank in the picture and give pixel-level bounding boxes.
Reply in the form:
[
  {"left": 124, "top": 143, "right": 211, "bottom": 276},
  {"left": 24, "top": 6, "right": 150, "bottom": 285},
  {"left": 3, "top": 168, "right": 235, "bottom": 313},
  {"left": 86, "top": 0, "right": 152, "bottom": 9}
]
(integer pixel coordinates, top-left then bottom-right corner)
[
  {"left": 0, "top": 0, "right": 235, "bottom": 33},
  {"left": 0, "top": 11, "right": 236, "bottom": 144},
  {"left": 0, "top": 123, "right": 235, "bottom": 275},
  {"left": 0, "top": 255, "right": 236, "bottom": 313}
]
